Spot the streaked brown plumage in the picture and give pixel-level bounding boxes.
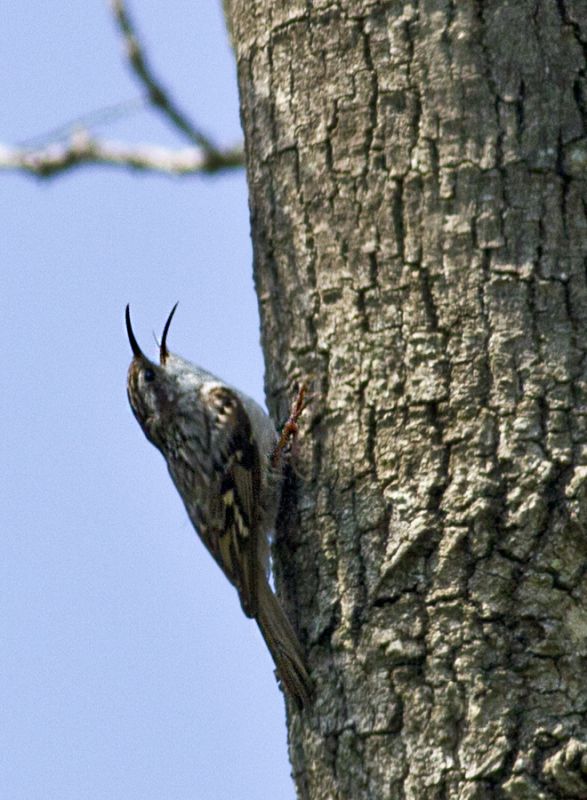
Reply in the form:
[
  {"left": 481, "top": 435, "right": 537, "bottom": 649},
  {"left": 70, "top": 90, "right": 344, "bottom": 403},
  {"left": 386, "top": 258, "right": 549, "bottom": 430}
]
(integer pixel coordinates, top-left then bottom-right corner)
[{"left": 125, "top": 305, "right": 312, "bottom": 706}]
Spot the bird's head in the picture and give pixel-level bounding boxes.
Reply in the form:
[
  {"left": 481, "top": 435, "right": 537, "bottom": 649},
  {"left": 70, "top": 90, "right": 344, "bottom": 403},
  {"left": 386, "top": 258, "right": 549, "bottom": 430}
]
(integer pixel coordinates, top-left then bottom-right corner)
[{"left": 125, "top": 303, "right": 183, "bottom": 448}]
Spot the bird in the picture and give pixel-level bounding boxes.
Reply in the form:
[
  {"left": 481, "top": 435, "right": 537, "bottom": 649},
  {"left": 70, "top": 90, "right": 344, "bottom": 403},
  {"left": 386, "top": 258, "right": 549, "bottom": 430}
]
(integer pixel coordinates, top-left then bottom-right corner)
[{"left": 125, "top": 304, "right": 312, "bottom": 706}]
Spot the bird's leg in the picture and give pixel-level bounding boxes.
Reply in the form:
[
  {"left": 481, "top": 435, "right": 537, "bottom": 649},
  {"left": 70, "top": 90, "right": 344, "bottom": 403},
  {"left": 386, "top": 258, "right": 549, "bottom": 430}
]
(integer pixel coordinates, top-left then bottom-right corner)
[{"left": 271, "top": 383, "right": 308, "bottom": 469}]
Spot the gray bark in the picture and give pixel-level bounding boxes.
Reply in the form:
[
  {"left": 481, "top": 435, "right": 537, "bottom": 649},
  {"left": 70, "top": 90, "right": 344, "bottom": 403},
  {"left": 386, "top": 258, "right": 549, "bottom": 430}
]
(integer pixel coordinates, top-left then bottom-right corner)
[{"left": 226, "top": 1, "right": 587, "bottom": 798}]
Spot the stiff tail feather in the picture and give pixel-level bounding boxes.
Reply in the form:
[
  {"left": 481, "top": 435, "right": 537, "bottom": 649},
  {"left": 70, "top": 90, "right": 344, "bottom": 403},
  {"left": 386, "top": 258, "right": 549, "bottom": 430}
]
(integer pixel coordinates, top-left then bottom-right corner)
[{"left": 256, "top": 580, "right": 313, "bottom": 707}]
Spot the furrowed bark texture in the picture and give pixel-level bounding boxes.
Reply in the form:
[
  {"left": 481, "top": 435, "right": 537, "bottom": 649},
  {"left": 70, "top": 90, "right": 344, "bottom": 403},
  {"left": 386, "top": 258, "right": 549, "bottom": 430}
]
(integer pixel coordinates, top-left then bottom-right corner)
[{"left": 227, "top": 1, "right": 587, "bottom": 798}]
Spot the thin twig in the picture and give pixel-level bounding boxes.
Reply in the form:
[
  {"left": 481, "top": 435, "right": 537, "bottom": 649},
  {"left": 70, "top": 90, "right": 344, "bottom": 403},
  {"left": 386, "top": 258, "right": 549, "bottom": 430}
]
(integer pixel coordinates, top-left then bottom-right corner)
[
  {"left": 110, "top": 0, "right": 216, "bottom": 152},
  {"left": 0, "top": 131, "right": 244, "bottom": 179},
  {"left": 17, "top": 97, "right": 146, "bottom": 149}
]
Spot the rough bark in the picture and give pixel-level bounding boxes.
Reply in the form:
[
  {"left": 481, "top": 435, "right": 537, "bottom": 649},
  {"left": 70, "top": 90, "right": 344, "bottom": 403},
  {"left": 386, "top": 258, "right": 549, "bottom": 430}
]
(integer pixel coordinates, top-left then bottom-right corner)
[{"left": 226, "top": 1, "right": 587, "bottom": 798}]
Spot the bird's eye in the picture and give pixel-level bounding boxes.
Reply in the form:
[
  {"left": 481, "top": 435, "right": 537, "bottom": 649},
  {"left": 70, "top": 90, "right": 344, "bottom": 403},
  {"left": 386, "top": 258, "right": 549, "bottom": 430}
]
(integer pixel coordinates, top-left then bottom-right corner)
[{"left": 143, "top": 368, "right": 156, "bottom": 383}]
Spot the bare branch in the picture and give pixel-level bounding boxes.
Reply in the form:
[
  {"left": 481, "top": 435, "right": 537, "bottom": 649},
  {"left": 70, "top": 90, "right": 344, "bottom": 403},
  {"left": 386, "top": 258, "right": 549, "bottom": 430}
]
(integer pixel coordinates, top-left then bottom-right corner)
[
  {"left": 111, "top": 0, "right": 217, "bottom": 152},
  {"left": 2, "top": 2, "right": 244, "bottom": 180},
  {"left": 0, "top": 131, "right": 244, "bottom": 179}
]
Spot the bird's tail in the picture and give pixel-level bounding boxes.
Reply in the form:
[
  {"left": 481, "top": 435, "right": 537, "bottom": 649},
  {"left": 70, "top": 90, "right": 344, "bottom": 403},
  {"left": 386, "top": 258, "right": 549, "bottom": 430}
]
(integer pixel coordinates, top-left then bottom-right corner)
[{"left": 256, "top": 579, "right": 313, "bottom": 707}]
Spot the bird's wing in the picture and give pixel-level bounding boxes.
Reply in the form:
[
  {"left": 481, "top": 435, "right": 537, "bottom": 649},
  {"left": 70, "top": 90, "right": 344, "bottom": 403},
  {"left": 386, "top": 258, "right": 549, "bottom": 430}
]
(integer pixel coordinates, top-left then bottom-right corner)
[{"left": 203, "top": 384, "right": 261, "bottom": 618}]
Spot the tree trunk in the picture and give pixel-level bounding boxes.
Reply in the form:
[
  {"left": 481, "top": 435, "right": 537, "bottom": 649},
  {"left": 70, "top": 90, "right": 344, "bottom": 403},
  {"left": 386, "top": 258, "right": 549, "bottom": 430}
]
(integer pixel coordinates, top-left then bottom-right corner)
[{"left": 225, "top": 1, "right": 587, "bottom": 797}]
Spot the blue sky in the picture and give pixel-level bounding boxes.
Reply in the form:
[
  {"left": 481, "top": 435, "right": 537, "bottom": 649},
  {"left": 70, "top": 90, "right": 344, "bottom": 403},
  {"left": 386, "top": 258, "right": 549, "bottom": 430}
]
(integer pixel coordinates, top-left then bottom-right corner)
[{"left": 1, "top": 3, "right": 296, "bottom": 798}]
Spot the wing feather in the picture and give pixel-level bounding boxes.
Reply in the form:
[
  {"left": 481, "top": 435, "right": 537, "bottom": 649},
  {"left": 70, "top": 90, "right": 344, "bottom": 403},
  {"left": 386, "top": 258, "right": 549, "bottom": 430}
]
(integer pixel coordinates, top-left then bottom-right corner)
[{"left": 204, "top": 385, "right": 261, "bottom": 618}]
